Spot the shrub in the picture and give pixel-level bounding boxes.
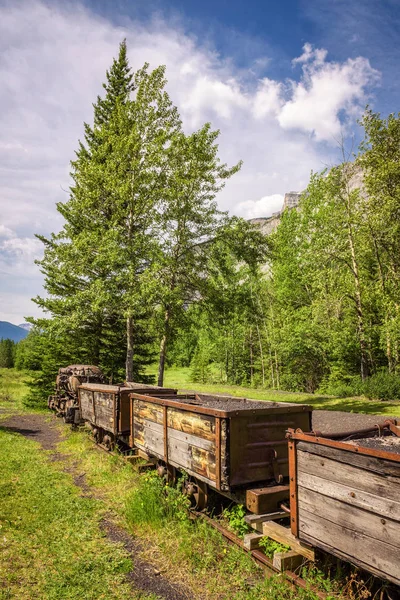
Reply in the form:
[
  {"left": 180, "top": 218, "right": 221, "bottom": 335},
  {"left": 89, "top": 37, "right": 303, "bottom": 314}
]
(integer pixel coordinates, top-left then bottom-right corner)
[{"left": 362, "top": 370, "right": 400, "bottom": 401}]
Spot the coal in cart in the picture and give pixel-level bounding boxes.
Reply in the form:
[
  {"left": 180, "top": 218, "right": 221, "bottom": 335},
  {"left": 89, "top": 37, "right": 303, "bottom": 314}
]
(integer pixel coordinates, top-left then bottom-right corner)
[
  {"left": 130, "top": 391, "right": 312, "bottom": 511},
  {"left": 78, "top": 383, "right": 177, "bottom": 451},
  {"left": 287, "top": 420, "right": 400, "bottom": 588}
]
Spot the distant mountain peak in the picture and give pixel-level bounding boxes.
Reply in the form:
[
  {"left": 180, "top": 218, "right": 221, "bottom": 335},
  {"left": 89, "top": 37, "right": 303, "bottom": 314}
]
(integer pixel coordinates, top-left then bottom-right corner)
[{"left": 0, "top": 321, "right": 29, "bottom": 342}]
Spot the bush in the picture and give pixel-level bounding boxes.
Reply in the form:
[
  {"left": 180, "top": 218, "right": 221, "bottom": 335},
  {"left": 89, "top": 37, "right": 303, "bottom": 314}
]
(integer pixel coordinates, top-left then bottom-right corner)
[
  {"left": 362, "top": 370, "right": 400, "bottom": 401},
  {"left": 317, "top": 367, "right": 362, "bottom": 398}
]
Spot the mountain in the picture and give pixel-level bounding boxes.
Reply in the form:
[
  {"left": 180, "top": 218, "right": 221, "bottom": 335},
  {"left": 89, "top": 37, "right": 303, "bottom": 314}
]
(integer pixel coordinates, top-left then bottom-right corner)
[
  {"left": 0, "top": 321, "right": 29, "bottom": 342},
  {"left": 18, "top": 323, "right": 32, "bottom": 331}
]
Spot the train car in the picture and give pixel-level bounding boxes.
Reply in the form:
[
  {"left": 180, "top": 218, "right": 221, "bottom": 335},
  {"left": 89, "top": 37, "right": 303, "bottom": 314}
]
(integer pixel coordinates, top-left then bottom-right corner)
[
  {"left": 48, "top": 364, "right": 105, "bottom": 422},
  {"left": 287, "top": 421, "right": 400, "bottom": 588},
  {"left": 78, "top": 383, "right": 178, "bottom": 450},
  {"left": 130, "top": 391, "right": 312, "bottom": 511}
]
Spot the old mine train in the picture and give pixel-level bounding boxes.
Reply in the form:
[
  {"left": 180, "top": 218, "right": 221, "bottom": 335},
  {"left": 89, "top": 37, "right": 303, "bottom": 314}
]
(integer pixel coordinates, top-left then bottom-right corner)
[{"left": 49, "top": 365, "right": 400, "bottom": 589}]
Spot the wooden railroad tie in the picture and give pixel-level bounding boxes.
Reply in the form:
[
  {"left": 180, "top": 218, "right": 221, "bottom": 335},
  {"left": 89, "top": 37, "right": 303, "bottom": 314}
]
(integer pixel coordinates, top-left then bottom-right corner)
[{"left": 262, "top": 521, "right": 315, "bottom": 562}]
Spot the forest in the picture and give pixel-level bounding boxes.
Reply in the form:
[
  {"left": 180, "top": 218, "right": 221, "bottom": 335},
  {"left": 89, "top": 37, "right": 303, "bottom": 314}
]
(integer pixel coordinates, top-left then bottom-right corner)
[{"left": 10, "top": 41, "right": 400, "bottom": 404}]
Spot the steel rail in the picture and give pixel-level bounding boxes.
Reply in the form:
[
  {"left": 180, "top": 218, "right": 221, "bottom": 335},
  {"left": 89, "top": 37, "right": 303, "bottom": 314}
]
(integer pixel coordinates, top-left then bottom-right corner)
[{"left": 192, "top": 511, "right": 328, "bottom": 600}]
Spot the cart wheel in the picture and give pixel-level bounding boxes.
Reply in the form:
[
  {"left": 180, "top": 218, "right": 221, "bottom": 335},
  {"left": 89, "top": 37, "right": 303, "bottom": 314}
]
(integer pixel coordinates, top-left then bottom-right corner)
[
  {"left": 183, "top": 477, "right": 208, "bottom": 511},
  {"left": 166, "top": 464, "right": 177, "bottom": 486},
  {"left": 103, "top": 434, "right": 115, "bottom": 451}
]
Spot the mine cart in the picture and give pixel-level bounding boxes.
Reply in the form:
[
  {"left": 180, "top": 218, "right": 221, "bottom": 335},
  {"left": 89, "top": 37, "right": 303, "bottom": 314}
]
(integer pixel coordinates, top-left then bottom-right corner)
[
  {"left": 79, "top": 383, "right": 177, "bottom": 450},
  {"left": 130, "top": 392, "right": 311, "bottom": 511},
  {"left": 48, "top": 364, "right": 105, "bottom": 422},
  {"left": 287, "top": 421, "right": 400, "bottom": 587}
]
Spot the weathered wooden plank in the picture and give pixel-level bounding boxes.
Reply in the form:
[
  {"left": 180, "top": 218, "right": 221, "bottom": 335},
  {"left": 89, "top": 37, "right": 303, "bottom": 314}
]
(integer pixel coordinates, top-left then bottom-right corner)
[
  {"left": 133, "top": 400, "right": 164, "bottom": 425},
  {"left": 243, "top": 532, "right": 264, "bottom": 550},
  {"left": 297, "top": 441, "right": 400, "bottom": 478},
  {"left": 134, "top": 419, "right": 164, "bottom": 457},
  {"left": 298, "top": 449, "right": 400, "bottom": 502},
  {"left": 168, "top": 436, "right": 216, "bottom": 481},
  {"left": 167, "top": 426, "right": 215, "bottom": 452},
  {"left": 298, "top": 508, "right": 400, "bottom": 585},
  {"left": 298, "top": 485, "right": 400, "bottom": 549},
  {"left": 262, "top": 521, "right": 315, "bottom": 561},
  {"left": 79, "top": 389, "right": 95, "bottom": 422},
  {"left": 167, "top": 407, "right": 216, "bottom": 441},
  {"left": 246, "top": 485, "right": 289, "bottom": 514},
  {"left": 272, "top": 551, "right": 305, "bottom": 572},
  {"left": 297, "top": 470, "right": 400, "bottom": 522}
]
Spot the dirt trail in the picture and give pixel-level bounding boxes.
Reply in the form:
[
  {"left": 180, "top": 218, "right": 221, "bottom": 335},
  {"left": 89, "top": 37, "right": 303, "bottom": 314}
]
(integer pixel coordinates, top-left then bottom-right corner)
[{"left": 0, "top": 412, "right": 189, "bottom": 600}]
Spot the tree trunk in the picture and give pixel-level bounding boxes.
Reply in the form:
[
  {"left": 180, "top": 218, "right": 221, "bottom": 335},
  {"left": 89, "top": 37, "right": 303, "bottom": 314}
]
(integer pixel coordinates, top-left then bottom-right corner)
[
  {"left": 344, "top": 188, "right": 369, "bottom": 381},
  {"left": 126, "top": 315, "right": 134, "bottom": 382},
  {"left": 157, "top": 309, "right": 170, "bottom": 387}
]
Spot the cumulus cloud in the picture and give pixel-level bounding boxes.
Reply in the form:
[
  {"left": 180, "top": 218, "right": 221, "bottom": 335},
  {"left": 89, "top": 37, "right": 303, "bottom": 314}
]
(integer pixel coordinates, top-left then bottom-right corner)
[
  {"left": 278, "top": 44, "right": 380, "bottom": 141},
  {"left": 0, "top": 2, "right": 381, "bottom": 322},
  {"left": 236, "top": 194, "right": 284, "bottom": 219}
]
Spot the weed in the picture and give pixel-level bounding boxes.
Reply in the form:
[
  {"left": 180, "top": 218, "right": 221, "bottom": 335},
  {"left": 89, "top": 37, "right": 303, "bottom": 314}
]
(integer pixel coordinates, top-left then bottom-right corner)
[
  {"left": 258, "top": 536, "right": 290, "bottom": 558},
  {"left": 221, "top": 504, "right": 251, "bottom": 538}
]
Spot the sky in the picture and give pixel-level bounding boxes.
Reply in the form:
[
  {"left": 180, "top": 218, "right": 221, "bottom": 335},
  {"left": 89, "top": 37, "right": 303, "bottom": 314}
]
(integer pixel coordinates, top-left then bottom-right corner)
[{"left": 0, "top": 0, "right": 399, "bottom": 324}]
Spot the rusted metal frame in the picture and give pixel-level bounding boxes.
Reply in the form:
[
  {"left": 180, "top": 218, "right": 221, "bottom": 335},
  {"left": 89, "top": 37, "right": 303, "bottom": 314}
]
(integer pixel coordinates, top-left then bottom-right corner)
[
  {"left": 287, "top": 429, "right": 400, "bottom": 463},
  {"left": 92, "top": 390, "right": 97, "bottom": 425},
  {"left": 129, "top": 397, "right": 134, "bottom": 448},
  {"left": 215, "top": 417, "right": 221, "bottom": 490},
  {"left": 79, "top": 384, "right": 121, "bottom": 393},
  {"left": 311, "top": 419, "right": 397, "bottom": 440},
  {"left": 163, "top": 406, "right": 168, "bottom": 464},
  {"left": 389, "top": 422, "right": 400, "bottom": 437},
  {"left": 113, "top": 392, "right": 117, "bottom": 436},
  {"left": 129, "top": 392, "right": 312, "bottom": 419},
  {"left": 288, "top": 437, "right": 298, "bottom": 536}
]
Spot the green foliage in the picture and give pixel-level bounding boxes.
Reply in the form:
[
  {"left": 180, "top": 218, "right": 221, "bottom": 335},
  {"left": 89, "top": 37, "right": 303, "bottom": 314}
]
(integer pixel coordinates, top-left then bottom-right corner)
[
  {"left": 125, "top": 470, "right": 191, "bottom": 527},
  {"left": 258, "top": 536, "right": 290, "bottom": 558},
  {"left": 362, "top": 370, "right": 400, "bottom": 400},
  {"left": 221, "top": 504, "right": 251, "bottom": 538},
  {"left": 0, "top": 338, "right": 15, "bottom": 368}
]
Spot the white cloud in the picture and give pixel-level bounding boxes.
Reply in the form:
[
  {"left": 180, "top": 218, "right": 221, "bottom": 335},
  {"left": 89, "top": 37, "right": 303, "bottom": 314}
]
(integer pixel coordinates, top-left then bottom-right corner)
[
  {"left": 278, "top": 44, "right": 380, "bottom": 141},
  {"left": 236, "top": 194, "right": 284, "bottom": 219},
  {"left": 0, "top": 2, "right": 381, "bottom": 322}
]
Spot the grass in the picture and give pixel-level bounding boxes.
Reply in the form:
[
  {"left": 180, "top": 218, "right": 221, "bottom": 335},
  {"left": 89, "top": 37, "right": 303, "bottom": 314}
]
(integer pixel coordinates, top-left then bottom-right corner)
[
  {"left": 0, "top": 368, "right": 38, "bottom": 417},
  {"left": 58, "top": 428, "right": 333, "bottom": 600},
  {"left": 0, "top": 368, "right": 394, "bottom": 598},
  {"left": 0, "top": 428, "right": 135, "bottom": 599},
  {"left": 153, "top": 365, "right": 400, "bottom": 417}
]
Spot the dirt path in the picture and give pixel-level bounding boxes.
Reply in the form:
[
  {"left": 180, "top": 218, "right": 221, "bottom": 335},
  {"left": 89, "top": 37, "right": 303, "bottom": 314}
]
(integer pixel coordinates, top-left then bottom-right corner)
[{"left": 0, "top": 413, "right": 189, "bottom": 600}]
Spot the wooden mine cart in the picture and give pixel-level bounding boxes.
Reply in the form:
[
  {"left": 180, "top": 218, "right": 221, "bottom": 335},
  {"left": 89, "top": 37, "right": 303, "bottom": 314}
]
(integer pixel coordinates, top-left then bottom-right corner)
[
  {"left": 130, "top": 392, "right": 311, "bottom": 511},
  {"left": 78, "top": 383, "right": 177, "bottom": 450},
  {"left": 287, "top": 421, "right": 400, "bottom": 587}
]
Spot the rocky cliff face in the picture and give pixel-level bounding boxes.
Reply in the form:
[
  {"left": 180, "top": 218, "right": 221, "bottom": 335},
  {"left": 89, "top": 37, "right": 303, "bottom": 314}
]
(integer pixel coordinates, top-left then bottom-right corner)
[{"left": 248, "top": 191, "right": 302, "bottom": 236}]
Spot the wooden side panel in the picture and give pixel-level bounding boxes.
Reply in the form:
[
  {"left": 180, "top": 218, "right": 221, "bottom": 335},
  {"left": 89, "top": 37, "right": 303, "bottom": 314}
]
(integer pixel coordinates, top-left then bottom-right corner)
[
  {"left": 92, "top": 391, "right": 115, "bottom": 433},
  {"left": 229, "top": 411, "right": 311, "bottom": 487},
  {"left": 296, "top": 446, "right": 400, "bottom": 587},
  {"left": 167, "top": 408, "right": 216, "bottom": 441},
  {"left": 134, "top": 419, "right": 164, "bottom": 457},
  {"left": 79, "top": 388, "right": 95, "bottom": 423},
  {"left": 131, "top": 398, "right": 218, "bottom": 484}
]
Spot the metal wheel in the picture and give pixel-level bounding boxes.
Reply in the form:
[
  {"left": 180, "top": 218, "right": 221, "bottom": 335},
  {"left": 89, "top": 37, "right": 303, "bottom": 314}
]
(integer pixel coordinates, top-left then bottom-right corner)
[
  {"left": 166, "top": 464, "right": 177, "bottom": 486},
  {"left": 103, "top": 434, "right": 115, "bottom": 452},
  {"left": 183, "top": 477, "right": 208, "bottom": 511}
]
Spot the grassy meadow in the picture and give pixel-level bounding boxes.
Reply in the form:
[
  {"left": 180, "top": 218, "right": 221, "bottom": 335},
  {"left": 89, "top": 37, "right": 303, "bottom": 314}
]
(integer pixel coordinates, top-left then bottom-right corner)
[
  {"left": 151, "top": 365, "right": 400, "bottom": 417},
  {"left": 0, "top": 367, "right": 397, "bottom": 598}
]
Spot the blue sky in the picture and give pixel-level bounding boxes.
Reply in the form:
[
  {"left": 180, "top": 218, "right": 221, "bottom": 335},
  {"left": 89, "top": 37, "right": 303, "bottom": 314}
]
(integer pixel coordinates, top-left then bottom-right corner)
[{"left": 0, "top": 0, "right": 398, "bottom": 323}]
